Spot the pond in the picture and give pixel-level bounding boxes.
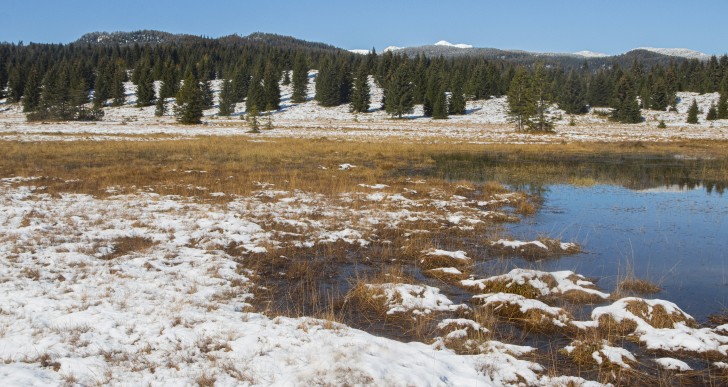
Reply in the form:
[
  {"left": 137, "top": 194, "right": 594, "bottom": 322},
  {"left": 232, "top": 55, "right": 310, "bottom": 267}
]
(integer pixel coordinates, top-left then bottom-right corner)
[{"left": 435, "top": 151, "right": 728, "bottom": 321}]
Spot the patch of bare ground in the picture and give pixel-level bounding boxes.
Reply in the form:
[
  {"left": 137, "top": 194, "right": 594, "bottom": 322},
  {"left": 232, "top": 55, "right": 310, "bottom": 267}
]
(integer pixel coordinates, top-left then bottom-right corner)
[{"left": 100, "top": 236, "right": 157, "bottom": 260}]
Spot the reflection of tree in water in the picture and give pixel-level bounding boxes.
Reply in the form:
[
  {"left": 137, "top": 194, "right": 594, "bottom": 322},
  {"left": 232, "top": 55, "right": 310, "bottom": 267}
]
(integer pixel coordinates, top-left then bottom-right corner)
[{"left": 432, "top": 152, "right": 727, "bottom": 196}]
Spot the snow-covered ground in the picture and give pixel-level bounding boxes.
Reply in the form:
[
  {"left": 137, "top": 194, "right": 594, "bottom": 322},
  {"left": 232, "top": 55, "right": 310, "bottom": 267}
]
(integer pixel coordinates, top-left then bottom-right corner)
[{"left": 1, "top": 72, "right": 727, "bottom": 143}]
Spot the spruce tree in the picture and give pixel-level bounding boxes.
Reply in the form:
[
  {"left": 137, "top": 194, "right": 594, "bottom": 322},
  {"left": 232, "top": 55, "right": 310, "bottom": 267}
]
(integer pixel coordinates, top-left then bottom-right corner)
[
  {"left": 247, "top": 105, "right": 260, "bottom": 133},
  {"left": 560, "top": 71, "right": 587, "bottom": 114},
  {"left": 232, "top": 64, "right": 251, "bottom": 103},
  {"left": 0, "top": 60, "right": 7, "bottom": 99},
  {"left": 432, "top": 86, "right": 448, "bottom": 119},
  {"left": 706, "top": 104, "right": 718, "bottom": 121},
  {"left": 174, "top": 72, "right": 204, "bottom": 124},
  {"left": 154, "top": 95, "right": 166, "bottom": 117},
  {"left": 200, "top": 78, "right": 214, "bottom": 110},
  {"left": 528, "top": 64, "right": 553, "bottom": 132},
  {"left": 281, "top": 70, "right": 291, "bottom": 86},
  {"left": 384, "top": 63, "right": 414, "bottom": 118},
  {"left": 291, "top": 55, "right": 309, "bottom": 103},
  {"left": 350, "top": 64, "right": 370, "bottom": 113},
  {"left": 218, "top": 78, "right": 236, "bottom": 116},
  {"left": 135, "top": 67, "right": 155, "bottom": 107},
  {"left": 611, "top": 75, "right": 642, "bottom": 124},
  {"left": 507, "top": 67, "right": 534, "bottom": 131},
  {"left": 110, "top": 65, "right": 126, "bottom": 107},
  {"left": 718, "top": 92, "right": 728, "bottom": 119},
  {"left": 449, "top": 82, "right": 466, "bottom": 115},
  {"left": 93, "top": 64, "right": 111, "bottom": 108},
  {"left": 262, "top": 64, "right": 281, "bottom": 111},
  {"left": 686, "top": 99, "right": 699, "bottom": 124},
  {"left": 315, "top": 59, "right": 340, "bottom": 107},
  {"left": 22, "top": 67, "right": 41, "bottom": 112},
  {"left": 246, "top": 75, "right": 265, "bottom": 113},
  {"left": 159, "top": 64, "right": 179, "bottom": 99},
  {"left": 7, "top": 67, "right": 25, "bottom": 103}
]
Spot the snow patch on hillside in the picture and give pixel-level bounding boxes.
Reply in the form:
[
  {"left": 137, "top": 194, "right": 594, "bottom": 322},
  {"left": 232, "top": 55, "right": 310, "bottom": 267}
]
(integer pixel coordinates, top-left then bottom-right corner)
[
  {"left": 636, "top": 47, "right": 710, "bottom": 60},
  {"left": 434, "top": 40, "right": 473, "bottom": 49},
  {"left": 573, "top": 50, "right": 608, "bottom": 58}
]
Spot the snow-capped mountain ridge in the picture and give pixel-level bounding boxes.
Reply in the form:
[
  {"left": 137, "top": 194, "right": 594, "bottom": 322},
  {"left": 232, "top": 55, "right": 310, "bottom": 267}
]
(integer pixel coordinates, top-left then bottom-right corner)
[
  {"left": 573, "top": 50, "right": 608, "bottom": 58},
  {"left": 635, "top": 47, "right": 710, "bottom": 60},
  {"left": 434, "top": 40, "right": 473, "bottom": 49}
]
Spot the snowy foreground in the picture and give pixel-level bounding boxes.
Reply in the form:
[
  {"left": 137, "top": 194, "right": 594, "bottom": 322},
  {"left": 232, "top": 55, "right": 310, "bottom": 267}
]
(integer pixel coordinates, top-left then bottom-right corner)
[
  {"left": 0, "top": 178, "right": 609, "bottom": 386},
  {"left": 1, "top": 73, "right": 727, "bottom": 143}
]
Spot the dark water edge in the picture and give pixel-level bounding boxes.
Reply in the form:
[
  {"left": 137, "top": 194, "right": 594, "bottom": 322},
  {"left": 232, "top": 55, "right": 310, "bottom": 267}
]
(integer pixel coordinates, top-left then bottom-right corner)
[{"left": 433, "top": 152, "right": 728, "bottom": 321}]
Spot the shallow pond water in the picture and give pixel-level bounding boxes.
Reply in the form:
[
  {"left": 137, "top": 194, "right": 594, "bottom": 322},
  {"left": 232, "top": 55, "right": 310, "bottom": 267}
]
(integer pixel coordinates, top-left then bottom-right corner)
[
  {"left": 495, "top": 183, "right": 728, "bottom": 321},
  {"left": 433, "top": 151, "right": 728, "bottom": 321}
]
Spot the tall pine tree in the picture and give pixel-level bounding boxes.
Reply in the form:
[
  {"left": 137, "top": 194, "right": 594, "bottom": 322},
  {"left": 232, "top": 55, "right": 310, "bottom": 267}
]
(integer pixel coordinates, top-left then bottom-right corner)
[
  {"left": 218, "top": 78, "right": 236, "bottom": 116},
  {"left": 174, "top": 72, "right": 204, "bottom": 124},
  {"left": 291, "top": 55, "right": 309, "bottom": 103},
  {"left": 507, "top": 67, "right": 534, "bottom": 131},
  {"left": 611, "top": 75, "right": 642, "bottom": 124},
  {"left": 686, "top": 99, "right": 699, "bottom": 124},
  {"left": 384, "top": 63, "right": 414, "bottom": 119},
  {"left": 350, "top": 64, "right": 370, "bottom": 113}
]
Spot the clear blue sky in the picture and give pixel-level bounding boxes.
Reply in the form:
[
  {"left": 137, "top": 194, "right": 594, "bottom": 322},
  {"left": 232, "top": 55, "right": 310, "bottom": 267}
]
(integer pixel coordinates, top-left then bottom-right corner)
[{"left": 2, "top": 0, "right": 726, "bottom": 55}]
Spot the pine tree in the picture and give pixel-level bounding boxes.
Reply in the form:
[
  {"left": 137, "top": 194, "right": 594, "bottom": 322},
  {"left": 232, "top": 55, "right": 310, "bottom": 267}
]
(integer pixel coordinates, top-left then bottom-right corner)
[
  {"left": 281, "top": 70, "right": 291, "bottom": 86},
  {"left": 718, "top": 92, "right": 728, "bottom": 119},
  {"left": 174, "top": 72, "right": 204, "bottom": 124},
  {"left": 22, "top": 67, "right": 41, "bottom": 112},
  {"left": 611, "top": 75, "right": 642, "bottom": 124},
  {"left": 686, "top": 99, "right": 699, "bottom": 124},
  {"left": 92, "top": 64, "right": 111, "bottom": 108},
  {"left": 154, "top": 95, "right": 166, "bottom": 117},
  {"left": 350, "top": 64, "right": 370, "bottom": 113},
  {"left": 384, "top": 63, "right": 414, "bottom": 118},
  {"left": 528, "top": 64, "right": 553, "bottom": 132},
  {"left": 159, "top": 64, "right": 179, "bottom": 99},
  {"left": 0, "top": 60, "right": 7, "bottom": 99},
  {"left": 262, "top": 63, "right": 281, "bottom": 111},
  {"left": 246, "top": 76, "right": 265, "bottom": 114},
  {"left": 560, "top": 71, "right": 587, "bottom": 114},
  {"left": 315, "top": 59, "right": 340, "bottom": 107},
  {"left": 232, "top": 64, "right": 251, "bottom": 103},
  {"left": 587, "top": 71, "right": 611, "bottom": 107},
  {"left": 135, "top": 66, "right": 155, "bottom": 107},
  {"left": 7, "top": 67, "right": 25, "bottom": 103},
  {"left": 507, "top": 67, "right": 534, "bottom": 131},
  {"left": 706, "top": 104, "right": 718, "bottom": 121},
  {"left": 448, "top": 82, "right": 466, "bottom": 115},
  {"left": 291, "top": 55, "right": 309, "bottom": 103},
  {"left": 200, "top": 78, "right": 214, "bottom": 110},
  {"left": 432, "top": 86, "right": 448, "bottom": 119},
  {"left": 110, "top": 65, "right": 126, "bottom": 107},
  {"left": 218, "top": 78, "right": 235, "bottom": 116},
  {"left": 247, "top": 105, "right": 260, "bottom": 133}
]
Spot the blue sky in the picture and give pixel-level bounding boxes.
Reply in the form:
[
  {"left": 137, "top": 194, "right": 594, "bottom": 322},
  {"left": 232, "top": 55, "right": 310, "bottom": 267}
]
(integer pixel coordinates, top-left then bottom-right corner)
[{"left": 2, "top": 0, "right": 726, "bottom": 55}]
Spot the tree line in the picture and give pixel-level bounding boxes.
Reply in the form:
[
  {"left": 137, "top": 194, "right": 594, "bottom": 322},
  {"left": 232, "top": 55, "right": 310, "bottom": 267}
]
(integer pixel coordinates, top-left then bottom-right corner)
[{"left": 1, "top": 38, "right": 727, "bottom": 127}]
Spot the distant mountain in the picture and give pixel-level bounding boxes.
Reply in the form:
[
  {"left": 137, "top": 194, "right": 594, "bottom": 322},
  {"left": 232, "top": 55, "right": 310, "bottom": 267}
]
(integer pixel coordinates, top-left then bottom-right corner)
[
  {"left": 373, "top": 40, "right": 716, "bottom": 68},
  {"left": 635, "top": 47, "right": 710, "bottom": 60},
  {"left": 75, "top": 30, "right": 344, "bottom": 53}
]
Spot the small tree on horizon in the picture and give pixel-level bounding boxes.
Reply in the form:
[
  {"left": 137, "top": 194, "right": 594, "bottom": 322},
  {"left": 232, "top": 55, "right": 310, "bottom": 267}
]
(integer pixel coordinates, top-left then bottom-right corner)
[{"left": 686, "top": 99, "right": 699, "bottom": 124}]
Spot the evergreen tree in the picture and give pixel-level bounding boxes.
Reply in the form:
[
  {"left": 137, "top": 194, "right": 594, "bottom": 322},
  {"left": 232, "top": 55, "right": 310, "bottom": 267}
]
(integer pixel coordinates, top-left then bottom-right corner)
[
  {"left": 686, "top": 99, "right": 699, "bottom": 124},
  {"left": 587, "top": 71, "right": 612, "bottom": 107},
  {"left": 649, "top": 78, "right": 674, "bottom": 111},
  {"left": 22, "top": 67, "right": 41, "bottom": 112},
  {"left": 528, "top": 64, "right": 553, "bottom": 132},
  {"left": 432, "top": 86, "right": 448, "bottom": 119},
  {"left": 154, "top": 95, "right": 166, "bottom": 117},
  {"left": 262, "top": 63, "right": 281, "bottom": 111},
  {"left": 218, "top": 78, "right": 236, "bottom": 116},
  {"left": 718, "top": 92, "right": 728, "bottom": 119},
  {"left": 159, "top": 64, "right": 179, "bottom": 99},
  {"left": 706, "top": 104, "right": 718, "bottom": 121},
  {"left": 448, "top": 81, "right": 466, "bottom": 115},
  {"left": 110, "top": 65, "right": 126, "bottom": 107},
  {"left": 246, "top": 75, "right": 265, "bottom": 113},
  {"left": 135, "top": 66, "right": 155, "bottom": 107},
  {"left": 174, "top": 72, "right": 204, "bottom": 124},
  {"left": 0, "top": 60, "right": 7, "bottom": 99},
  {"left": 200, "top": 78, "right": 214, "bottom": 110},
  {"left": 232, "top": 64, "right": 251, "bottom": 103},
  {"left": 281, "top": 70, "right": 291, "bottom": 86},
  {"left": 350, "top": 64, "right": 370, "bottom": 113},
  {"left": 384, "top": 63, "right": 414, "bottom": 118},
  {"left": 246, "top": 105, "right": 260, "bottom": 133},
  {"left": 7, "top": 67, "right": 25, "bottom": 103},
  {"left": 291, "top": 55, "right": 309, "bottom": 103},
  {"left": 611, "top": 75, "right": 642, "bottom": 124},
  {"left": 560, "top": 71, "right": 587, "bottom": 114},
  {"left": 507, "top": 67, "right": 534, "bottom": 131},
  {"left": 93, "top": 64, "right": 111, "bottom": 108},
  {"left": 315, "top": 59, "right": 340, "bottom": 106}
]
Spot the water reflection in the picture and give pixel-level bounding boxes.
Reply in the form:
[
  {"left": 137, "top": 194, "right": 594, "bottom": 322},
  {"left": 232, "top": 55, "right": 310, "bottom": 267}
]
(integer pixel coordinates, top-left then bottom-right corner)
[{"left": 434, "top": 152, "right": 728, "bottom": 320}]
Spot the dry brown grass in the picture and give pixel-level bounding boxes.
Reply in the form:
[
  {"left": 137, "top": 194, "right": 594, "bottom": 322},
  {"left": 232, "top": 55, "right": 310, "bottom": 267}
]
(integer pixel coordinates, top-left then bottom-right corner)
[
  {"left": 100, "top": 236, "right": 156, "bottom": 260},
  {"left": 615, "top": 277, "right": 662, "bottom": 296}
]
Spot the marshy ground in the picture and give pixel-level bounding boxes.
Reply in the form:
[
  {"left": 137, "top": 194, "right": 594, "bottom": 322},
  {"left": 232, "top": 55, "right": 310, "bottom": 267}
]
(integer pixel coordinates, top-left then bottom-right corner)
[{"left": 2, "top": 138, "right": 728, "bottom": 386}]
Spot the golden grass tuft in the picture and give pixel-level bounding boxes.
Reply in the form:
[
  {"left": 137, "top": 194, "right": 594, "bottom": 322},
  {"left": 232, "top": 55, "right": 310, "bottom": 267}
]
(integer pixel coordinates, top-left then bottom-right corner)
[
  {"left": 100, "top": 236, "right": 156, "bottom": 260},
  {"left": 623, "top": 299, "right": 696, "bottom": 329},
  {"left": 615, "top": 277, "right": 662, "bottom": 296}
]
